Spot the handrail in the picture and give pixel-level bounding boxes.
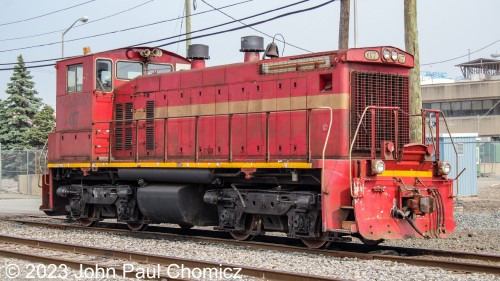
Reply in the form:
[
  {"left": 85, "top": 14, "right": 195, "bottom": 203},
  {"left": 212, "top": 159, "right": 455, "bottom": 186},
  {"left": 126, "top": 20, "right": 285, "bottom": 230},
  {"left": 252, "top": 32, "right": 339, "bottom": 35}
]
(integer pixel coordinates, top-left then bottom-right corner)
[
  {"left": 421, "top": 109, "right": 460, "bottom": 197},
  {"left": 313, "top": 106, "right": 333, "bottom": 195},
  {"left": 96, "top": 107, "right": 332, "bottom": 169},
  {"left": 349, "top": 106, "right": 400, "bottom": 198}
]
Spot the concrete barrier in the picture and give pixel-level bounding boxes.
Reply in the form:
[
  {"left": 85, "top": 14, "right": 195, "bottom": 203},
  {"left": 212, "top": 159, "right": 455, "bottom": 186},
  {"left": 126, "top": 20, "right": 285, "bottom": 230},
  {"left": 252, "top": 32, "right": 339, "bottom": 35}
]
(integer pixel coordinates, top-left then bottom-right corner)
[
  {"left": 18, "top": 174, "right": 42, "bottom": 196},
  {"left": 479, "top": 163, "right": 500, "bottom": 177}
]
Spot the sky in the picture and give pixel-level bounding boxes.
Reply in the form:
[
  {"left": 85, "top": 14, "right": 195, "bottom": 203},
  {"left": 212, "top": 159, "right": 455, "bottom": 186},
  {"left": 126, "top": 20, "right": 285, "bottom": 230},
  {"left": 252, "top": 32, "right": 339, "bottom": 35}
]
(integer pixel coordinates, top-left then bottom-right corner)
[{"left": 0, "top": 0, "right": 499, "bottom": 108}]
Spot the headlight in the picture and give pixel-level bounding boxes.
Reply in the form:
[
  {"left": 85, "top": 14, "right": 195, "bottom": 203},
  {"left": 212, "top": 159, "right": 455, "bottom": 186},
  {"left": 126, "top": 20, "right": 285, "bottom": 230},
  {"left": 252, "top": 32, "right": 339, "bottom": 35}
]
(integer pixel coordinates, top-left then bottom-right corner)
[
  {"left": 438, "top": 161, "right": 451, "bottom": 175},
  {"left": 382, "top": 49, "right": 391, "bottom": 60},
  {"left": 391, "top": 50, "right": 398, "bottom": 61},
  {"left": 372, "top": 160, "right": 386, "bottom": 174}
]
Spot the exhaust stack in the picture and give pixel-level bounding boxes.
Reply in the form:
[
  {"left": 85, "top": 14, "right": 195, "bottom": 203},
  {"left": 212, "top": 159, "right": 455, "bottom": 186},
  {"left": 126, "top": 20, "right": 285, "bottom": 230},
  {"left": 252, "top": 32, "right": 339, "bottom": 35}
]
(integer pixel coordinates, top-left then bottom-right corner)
[
  {"left": 240, "top": 36, "right": 264, "bottom": 62},
  {"left": 187, "top": 44, "right": 209, "bottom": 69}
]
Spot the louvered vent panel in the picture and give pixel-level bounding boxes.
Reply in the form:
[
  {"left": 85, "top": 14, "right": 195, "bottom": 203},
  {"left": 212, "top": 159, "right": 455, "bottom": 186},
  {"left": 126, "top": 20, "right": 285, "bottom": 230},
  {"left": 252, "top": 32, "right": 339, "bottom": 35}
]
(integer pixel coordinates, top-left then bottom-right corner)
[
  {"left": 125, "top": 102, "right": 133, "bottom": 125},
  {"left": 146, "top": 126, "right": 155, "bottom": 151},
  {"left": 115, "top": 103, "right": 123, "bottom": 150},
  {"left": 145, "top": 100, "right": 155, "bottom": 150},
  {"left": 125, "top": 127, "right": 133, "bottom": 150},
  {"left": 146, "top": 100, "right": 154, "bottom": 124},
  {"left": 350, "top": 72, "right": 410, "bottom": 152}
]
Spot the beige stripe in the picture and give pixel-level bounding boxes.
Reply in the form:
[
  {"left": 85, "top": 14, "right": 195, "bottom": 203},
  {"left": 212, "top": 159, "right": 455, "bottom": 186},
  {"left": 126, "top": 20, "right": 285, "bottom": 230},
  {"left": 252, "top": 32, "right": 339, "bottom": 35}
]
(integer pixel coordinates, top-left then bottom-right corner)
[{"left": 152, "top": 93, "right": 349, "bottom": 119}]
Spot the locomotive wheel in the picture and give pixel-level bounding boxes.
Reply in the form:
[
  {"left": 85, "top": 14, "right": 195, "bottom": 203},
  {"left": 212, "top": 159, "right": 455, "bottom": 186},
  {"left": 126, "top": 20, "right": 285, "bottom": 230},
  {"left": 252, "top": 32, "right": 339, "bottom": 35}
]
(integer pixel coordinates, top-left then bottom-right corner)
[
  {"left": 78, "top": 206, "right": 98, "bottom": 227},
  {"left": 229, "top": 215, "right": 260, "bottom": 241},
  {"left": 301, "top": 232, "right": 329, "bottom": 249},
  {"left": 229, "top": 231, "right": 255, "bottom": 241},
  {"left": 301, "top": 238, "right": 328, "bottom": 249},
  {"left": 358, "top": 235, "right": 384, "bottom": 246},
  {"left": 126, "top": 222, "right": 148, "bottom": 231},
  {"left": 179, "top": 224, "right": 193, "bottom": 230}
]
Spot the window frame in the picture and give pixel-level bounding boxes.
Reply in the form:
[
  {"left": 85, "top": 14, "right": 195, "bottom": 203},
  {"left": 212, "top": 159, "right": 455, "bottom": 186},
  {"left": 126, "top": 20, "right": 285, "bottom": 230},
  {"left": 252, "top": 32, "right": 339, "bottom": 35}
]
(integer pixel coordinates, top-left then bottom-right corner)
[
  {"left": 67, "top": 64, "right": 84, "bottom": 94},
  {"left": 95, "top": 58, "right": 113, "bottom": 92},
  {"left": 115, "top": 60, "right": 144, "bottom": 80},
  {"left": 146, "top": 62, "right": 173, "bottom": 75}
]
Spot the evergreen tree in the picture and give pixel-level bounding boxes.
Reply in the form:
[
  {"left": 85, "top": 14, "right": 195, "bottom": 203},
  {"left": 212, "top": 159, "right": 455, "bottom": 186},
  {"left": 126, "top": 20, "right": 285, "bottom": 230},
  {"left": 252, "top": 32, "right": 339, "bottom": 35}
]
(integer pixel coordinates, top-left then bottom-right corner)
[
  {"left": 27, "top": 104, "right": 55, "bottom": 148},
  {"left": 0, "top": 55, "right": 42, "bottom": 149}
]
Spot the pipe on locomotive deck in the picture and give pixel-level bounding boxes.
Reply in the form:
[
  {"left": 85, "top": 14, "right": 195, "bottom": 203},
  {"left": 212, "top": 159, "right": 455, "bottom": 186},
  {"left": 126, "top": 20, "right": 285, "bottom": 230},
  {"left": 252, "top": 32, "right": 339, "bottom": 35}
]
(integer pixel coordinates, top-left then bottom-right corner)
[{"left": 117, "top": 168, "right": 214, "bottom": 184}]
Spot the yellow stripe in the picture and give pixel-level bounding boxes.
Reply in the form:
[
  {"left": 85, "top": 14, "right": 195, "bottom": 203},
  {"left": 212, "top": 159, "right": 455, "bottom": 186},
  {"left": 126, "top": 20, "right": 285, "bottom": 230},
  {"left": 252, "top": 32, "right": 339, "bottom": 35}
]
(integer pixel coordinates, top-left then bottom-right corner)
[
  {"left": 48, "top": 161, "right": 313, "bottom": 169},
  {"left": 379, "top": 170, "right": 433, "bottom": 177}
]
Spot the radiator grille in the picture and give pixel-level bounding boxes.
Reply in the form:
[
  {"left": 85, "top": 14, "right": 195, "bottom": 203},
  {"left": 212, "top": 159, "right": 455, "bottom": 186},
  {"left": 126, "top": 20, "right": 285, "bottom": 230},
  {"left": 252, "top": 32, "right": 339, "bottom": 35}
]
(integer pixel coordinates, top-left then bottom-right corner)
[
  {"left": 115, "top": 103, "right": 123, "bottom": 150},
  {"left": 351, "top": 72, "right": 409, "bottom": 152}
]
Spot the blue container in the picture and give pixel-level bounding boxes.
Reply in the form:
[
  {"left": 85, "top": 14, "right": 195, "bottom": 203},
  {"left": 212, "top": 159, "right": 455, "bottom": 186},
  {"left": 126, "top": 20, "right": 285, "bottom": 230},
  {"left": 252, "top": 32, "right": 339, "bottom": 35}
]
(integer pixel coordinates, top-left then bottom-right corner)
[{"left": 439, "top": 133, "right": 478, "bottom": 197}]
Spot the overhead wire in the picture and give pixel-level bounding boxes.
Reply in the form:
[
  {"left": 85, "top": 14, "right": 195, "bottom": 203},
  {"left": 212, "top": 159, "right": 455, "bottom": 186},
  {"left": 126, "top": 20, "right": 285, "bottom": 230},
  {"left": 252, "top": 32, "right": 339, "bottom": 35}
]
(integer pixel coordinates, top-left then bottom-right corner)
[
  {"left": 422, "top": 39, "right": 500, "bottom": 66},
  {"left": 0, "top": 0, "right": 156, "bottom": 42},
  {"left": 0, "top": 0, "right": 97, "bottom": 27},
  {"left": 154, "top": 0, "right": 335, "bottom": 49},
  {"left": 0, "top": 0, "right": 256, "bottom": 55},
  {"left": 200, "top": 0, "right": 310, "bottom": 53},
  {"left": 129, "top": 0, "right": 316, "bottom": 47},
  {"left": 0, "top": 0, "right": 334, "bottom": 71}
]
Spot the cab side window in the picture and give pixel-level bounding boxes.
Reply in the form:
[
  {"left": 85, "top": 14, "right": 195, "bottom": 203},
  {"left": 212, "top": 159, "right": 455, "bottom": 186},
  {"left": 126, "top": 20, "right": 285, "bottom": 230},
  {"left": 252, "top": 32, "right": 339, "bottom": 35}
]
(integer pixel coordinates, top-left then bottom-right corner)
[
  {"left": 116, "top": 61, "right": 143, "bottom": 80},
  {"left": 67, "top": 64, "right": 83, "bottom": 93},
  {"left": 96, "top": 59, "right": 112, "bottom": 92}
]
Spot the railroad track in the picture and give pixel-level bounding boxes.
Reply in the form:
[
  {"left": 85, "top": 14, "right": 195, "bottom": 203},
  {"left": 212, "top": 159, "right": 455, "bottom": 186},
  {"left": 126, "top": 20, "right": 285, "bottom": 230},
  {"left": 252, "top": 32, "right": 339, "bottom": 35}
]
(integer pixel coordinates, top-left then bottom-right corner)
[
  {"left": 6, "top": 217, "right": 500, "bottom": 275},
  {"left": 0, "top": 234, "right": 342, "bottom": 281}
]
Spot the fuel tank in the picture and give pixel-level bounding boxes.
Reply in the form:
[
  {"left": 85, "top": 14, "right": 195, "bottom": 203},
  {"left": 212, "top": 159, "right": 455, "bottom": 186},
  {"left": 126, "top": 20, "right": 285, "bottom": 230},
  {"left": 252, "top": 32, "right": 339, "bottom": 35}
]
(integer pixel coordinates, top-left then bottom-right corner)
[{"left": 137, "top": 184, "right": 218, "bottom": 227}]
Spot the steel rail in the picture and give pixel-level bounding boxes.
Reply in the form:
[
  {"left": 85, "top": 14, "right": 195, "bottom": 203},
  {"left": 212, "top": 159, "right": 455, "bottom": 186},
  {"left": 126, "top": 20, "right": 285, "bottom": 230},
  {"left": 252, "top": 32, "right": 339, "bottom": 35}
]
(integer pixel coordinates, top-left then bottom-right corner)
[
  {"left": 0, "top": 234, "right": 344, "bottom": 281},
  {"left": 7, "top": 219, "right": 500, "bottom": 275},
  {"left": 0, "top": 245, "right": 167, "bottom": 280}
]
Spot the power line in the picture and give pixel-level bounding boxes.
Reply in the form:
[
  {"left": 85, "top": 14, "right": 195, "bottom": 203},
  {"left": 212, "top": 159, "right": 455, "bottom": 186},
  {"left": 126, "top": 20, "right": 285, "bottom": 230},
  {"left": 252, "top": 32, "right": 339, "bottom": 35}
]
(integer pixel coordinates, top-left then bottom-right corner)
[
  {"left": 0, "top": 0, "right": 97, "bottom": 27},
  {"left": 0, "top": 0, "right": 334, "bottom": 71},
  {"left": 0, "top": 0, "right": 155, "bottom": 42},
  {"left": 0, "top": 0, "right": 256, "bottom": 55},
  {"left": 422, "top": 39, "right": 500, "bottom": 66},
  {"left": 201, "top": 0, "right": 310, "bottom": 53},
  {"left": 154, "top": 0, "right": 335, "bottom": 48},
  {"left": 129, "top": 0, "right": 316, "bottom": 47}
]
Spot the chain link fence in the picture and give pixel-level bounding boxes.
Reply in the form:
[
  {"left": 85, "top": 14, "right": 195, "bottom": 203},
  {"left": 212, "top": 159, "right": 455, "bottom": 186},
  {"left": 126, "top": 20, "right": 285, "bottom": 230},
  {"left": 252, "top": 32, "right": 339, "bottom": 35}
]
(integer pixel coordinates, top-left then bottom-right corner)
[
  {"left": 0, "top": 148, "right": 48, "bottom": 192},
  {"left": 478, "top": 141, "right": 500, "bottom": 177}
]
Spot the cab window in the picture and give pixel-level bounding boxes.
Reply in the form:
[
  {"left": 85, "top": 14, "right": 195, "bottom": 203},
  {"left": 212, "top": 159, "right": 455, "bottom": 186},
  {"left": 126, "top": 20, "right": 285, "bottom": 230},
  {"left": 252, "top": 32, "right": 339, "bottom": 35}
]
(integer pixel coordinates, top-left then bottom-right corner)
[
  {"left": 116, "top": 61, "right": 143, "bottom": 80},
  {"left": 147, "top": 63, "right": 172, "bottom": 74},
  {"left": 96, "top": 59, "right": 112, "bottom": 92},
  {"left": 67, "top": 64, "right": 83, "bottom": 93}
]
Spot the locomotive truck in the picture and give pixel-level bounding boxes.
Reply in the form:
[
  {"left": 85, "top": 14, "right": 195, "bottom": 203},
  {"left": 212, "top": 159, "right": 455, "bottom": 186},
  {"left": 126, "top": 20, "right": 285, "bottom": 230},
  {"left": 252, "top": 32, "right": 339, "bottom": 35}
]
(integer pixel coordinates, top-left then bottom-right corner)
[{"left": 41, "top": 36, "right": 456, "bottom": 248}]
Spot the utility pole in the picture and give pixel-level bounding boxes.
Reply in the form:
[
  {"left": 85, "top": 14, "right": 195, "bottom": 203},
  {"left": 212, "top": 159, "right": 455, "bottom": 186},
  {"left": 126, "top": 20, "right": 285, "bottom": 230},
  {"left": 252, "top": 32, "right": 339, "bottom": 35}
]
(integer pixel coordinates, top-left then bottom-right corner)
[
  {"left": 0, "top": 143, "right": 2, "bottom": 190},
  {"left": 404, "top": 0, "right": 422, "bottom": 143},
  {"left": 185, "top": 0, "right": 192, "bottom": 55},
  {"left": 338, "top": 0, "right": 350, "bottom": 50}
]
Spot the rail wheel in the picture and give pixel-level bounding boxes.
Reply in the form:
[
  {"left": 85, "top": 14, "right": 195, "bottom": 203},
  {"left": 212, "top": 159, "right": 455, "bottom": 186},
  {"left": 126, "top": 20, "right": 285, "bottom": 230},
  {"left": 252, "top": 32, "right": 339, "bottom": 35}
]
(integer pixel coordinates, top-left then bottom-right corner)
[
  {"left": 358, "top": 235, "right": 383, "bottom": 246},
  {"left": 179, "top": 224, "right": 193, "bottom": 230},
  {"left": 229, "top": 215, "right": 260, "bottom": 241},
  {"left": 301, "top": 232, "right": 329, "bottom": 249},
  {"left": 79, "top": 205, "right": 98, "bottom": 227},
  {"left": 126, "top": 222, "right": 148, "bottom": 231},
  {"left": 127, "top": 211, "right": 148, "bottom": 231}
]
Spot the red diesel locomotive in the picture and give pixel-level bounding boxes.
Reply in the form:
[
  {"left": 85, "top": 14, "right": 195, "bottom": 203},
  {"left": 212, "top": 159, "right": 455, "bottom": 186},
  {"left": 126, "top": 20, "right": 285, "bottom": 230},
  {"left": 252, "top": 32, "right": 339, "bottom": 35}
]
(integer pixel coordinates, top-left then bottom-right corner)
[{"left": 41, "top": 36, "right": 456, "bottom": 248}]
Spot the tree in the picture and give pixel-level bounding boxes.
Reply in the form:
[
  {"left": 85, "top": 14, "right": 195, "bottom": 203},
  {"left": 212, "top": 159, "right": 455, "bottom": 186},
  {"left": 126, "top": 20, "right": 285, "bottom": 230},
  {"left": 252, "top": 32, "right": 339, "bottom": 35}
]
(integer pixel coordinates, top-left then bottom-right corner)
[
  {"left": 27, "top": 104, "right": 55, "bottom": 148},
  {"left": 0, "top": 55, "right": 42, "bottom": 149}
]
